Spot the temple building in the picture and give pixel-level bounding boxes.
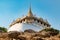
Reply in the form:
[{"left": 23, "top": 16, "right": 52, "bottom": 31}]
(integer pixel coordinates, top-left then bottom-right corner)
[{"left": 8, "top": 7, "right": 51, "bottom": 32}]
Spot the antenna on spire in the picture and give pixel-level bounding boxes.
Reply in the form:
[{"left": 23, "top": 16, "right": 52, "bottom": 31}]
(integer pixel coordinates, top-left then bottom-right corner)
[{"left": 29, "top": 2, "right": 31, "bottom": 13}]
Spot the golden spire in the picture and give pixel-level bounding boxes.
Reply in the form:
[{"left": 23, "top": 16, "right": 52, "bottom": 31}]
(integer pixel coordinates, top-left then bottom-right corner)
[{"left": 27, "top": 4, "right": 33, "bottom": 17}]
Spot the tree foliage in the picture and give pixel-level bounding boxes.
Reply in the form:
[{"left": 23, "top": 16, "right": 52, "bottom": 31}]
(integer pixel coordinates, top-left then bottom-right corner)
[
  {"left": 0, "top": 27, "right": 7, "bottom": 32},
  {"left": 40, "top": 28, "right": 59, "bottom": 36}
]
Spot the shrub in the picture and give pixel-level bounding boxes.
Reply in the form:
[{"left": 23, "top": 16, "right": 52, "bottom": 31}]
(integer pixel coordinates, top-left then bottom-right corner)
[
  {"left": 39, "top": 28, "right": 59, "bottom": 36},
  {"left": 0, "top": 27, "right": 7, "bottom": 32}
]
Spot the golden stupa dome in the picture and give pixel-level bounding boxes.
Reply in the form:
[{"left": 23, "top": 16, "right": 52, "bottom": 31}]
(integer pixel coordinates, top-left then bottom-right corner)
[{"left": 27, "top": 7, "right": 33, "bottom": 17}]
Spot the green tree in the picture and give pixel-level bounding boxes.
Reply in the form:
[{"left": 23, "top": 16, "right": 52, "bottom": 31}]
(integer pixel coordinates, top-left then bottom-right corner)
[
  {"left": 40, "top": 28, "right": 59, "bottom": 36},
  {"left": 0, "top": 27, "right": 7, "bottom": 32}
]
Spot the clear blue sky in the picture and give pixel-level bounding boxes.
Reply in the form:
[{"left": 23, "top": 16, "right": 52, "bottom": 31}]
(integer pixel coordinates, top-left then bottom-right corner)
[{"left": 0, "top": 0, "right": 60, "bottom": 30}]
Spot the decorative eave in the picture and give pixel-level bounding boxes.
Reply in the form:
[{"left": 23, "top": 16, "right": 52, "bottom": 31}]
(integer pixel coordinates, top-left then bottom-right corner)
[
  {"left": 10, "top": 15, "right": 51, "bottom": 27},
  {"left": 9, "top": 6, "right": 51, "bottom": 27},
  {"left": 10, "top": 18, "right": 21, "bottom": 27}
]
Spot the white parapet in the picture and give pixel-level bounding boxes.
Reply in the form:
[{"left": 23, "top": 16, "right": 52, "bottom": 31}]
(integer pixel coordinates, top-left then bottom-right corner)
[{"left": 8, "top": 23, "right": 44, "bottom": 32}]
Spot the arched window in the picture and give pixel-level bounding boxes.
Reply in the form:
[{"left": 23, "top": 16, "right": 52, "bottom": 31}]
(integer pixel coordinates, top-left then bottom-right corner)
[
  {"left": 37, "top": 20, "right": 39, "bottom": 23},
  {"left": 23, "top": 19, "right": 25, "bottom": 22},
  {"left": 41, "top": 22, "right": 42, "bottom": 24},
  {"left": 47, "top": 25, "right": 49, "bottom": 27},
  {"left": 20, "top": 21, "right": 22, "bottom": 23},
  {"left": 24, "top": 19, "right": 25, "bottom": 21},
  {"left": 34, "top": 19, "right": 36, "bottom": 21},
  {"left": 44, "top": 24, "right": 46, "bottom": 26}
]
